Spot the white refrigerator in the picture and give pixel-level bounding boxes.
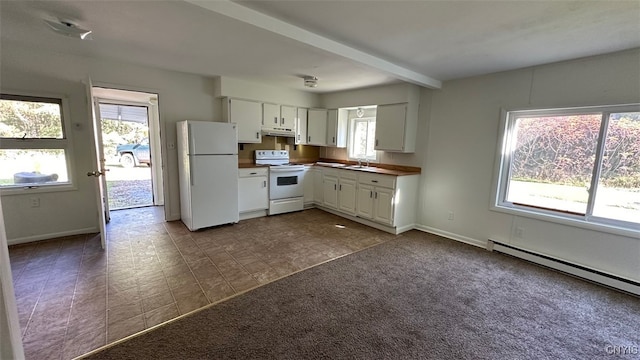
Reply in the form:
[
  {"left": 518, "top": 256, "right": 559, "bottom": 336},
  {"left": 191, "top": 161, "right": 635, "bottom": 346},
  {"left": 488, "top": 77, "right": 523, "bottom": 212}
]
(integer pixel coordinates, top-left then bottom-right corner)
[{"left": 177, "top": 121, "right": 239, "bottom": 231}]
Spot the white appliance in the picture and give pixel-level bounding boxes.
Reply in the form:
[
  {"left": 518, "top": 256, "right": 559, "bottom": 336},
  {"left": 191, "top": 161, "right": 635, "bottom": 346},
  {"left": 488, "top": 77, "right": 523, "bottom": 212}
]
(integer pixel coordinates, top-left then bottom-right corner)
[
  {"left": 177, "top": 121, "right": 239, "bottom": 231},
  {"left": 255, "top": 150, "right": 305, "bottom": 215}
]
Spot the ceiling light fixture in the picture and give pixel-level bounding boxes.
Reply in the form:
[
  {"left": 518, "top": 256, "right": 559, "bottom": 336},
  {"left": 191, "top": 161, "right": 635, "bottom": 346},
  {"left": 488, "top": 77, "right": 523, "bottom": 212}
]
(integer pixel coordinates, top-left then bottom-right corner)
[
  {"left": 44, "top": 19, "right": 93, "bottom": 40},
  {"left": 303, "top": 76, "right": 318, "bottom": 88}
]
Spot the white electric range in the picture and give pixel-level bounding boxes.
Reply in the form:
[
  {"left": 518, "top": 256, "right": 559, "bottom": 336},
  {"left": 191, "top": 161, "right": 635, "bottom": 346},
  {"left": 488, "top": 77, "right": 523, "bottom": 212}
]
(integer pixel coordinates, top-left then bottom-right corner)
[{"left": 255, "top": 150, "right": 305, "bottom": 215}]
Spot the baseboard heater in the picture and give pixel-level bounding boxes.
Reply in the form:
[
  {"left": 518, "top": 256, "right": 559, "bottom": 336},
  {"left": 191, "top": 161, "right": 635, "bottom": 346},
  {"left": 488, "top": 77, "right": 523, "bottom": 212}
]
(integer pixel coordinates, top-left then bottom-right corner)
[{"left": 488, "top": 240, "right": 640, "bottom": 296}]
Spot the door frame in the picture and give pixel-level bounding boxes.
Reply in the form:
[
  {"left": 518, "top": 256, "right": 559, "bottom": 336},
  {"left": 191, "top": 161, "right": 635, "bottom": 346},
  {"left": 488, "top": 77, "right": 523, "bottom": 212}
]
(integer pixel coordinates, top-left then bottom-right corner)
[
  {"left": 96, "top": 98, "right": 163, "bottom": 209},
  {"left": 0, "top": 196, "right": 25, "bottom": 359},
  {"left": 90, "top": 85, "right": 166, "bottom": 217}
]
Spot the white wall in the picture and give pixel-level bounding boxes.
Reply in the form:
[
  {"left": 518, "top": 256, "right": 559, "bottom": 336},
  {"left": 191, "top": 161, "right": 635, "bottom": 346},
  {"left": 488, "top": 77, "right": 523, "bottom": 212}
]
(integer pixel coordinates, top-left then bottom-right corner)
[
  {"left": 1, "top": 43, "right": 222, "bottom": 241},
  {"left": 417, "top": 49, "right": 640, "bottom": 282},
  {"left": 214, "top": 76, "right": 320, "bottom": 108}
]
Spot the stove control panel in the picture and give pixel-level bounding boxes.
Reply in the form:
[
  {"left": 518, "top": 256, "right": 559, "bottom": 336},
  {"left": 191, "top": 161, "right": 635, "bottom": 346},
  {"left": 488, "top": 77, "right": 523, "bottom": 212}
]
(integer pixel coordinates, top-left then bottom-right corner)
[{"left": 255, "top": 150, "right": 289, "bottom": 160}]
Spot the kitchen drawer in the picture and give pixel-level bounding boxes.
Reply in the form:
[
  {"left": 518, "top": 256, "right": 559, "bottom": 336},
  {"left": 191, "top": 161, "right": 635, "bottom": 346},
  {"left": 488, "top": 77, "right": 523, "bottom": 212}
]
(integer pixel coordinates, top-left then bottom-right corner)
[
  {"left": 358, "top": 173, "right": 396, "bottom": 188},
  {"left": 239, "top": 167, "right": 268, "bottom": 177},
  {"left": 337, "top": 168, "right": 357, "bottom": 181}
]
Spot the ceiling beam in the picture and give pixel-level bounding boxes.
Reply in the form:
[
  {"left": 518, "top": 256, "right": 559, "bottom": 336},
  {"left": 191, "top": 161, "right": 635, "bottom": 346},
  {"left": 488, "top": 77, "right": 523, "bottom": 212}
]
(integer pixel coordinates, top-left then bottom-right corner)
[{"left": 184, "top": 0, "right": 442, "bottom": 89}]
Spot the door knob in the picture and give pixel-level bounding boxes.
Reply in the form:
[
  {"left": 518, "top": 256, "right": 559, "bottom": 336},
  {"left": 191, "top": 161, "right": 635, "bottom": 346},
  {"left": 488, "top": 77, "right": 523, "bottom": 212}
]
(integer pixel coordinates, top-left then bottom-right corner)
[{"left": 87, "top": 169, "right": 108, "bottom": 177}]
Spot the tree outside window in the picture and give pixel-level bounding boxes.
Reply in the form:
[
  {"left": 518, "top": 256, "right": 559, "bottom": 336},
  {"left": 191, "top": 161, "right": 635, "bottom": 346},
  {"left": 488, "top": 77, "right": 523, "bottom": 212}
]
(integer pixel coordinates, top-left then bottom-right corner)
[
  {"left": 0, "top": 94, "right": 71, "bottom": 188},
  {"left": 348, "top": 117, "right": 377, "bottom": 161},
  {"left": 497, "top": 105, "right": 640, "bottom": 229}
]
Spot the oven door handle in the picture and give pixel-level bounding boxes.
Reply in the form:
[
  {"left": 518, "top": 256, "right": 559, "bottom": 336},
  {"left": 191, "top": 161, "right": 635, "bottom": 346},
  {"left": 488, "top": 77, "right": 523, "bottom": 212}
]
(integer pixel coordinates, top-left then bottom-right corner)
[{"left": 269, "top": 167, "right": 304, "bottom": 173}]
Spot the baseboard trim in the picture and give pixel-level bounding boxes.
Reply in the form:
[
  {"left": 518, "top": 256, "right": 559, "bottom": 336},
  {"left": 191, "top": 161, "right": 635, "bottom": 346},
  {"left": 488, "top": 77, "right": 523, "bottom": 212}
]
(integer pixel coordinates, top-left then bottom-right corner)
[
  {"left": 414, "top": 225, "right": 486, "bottom": 248},
  {"left": 316, "top": 206, "right": 402, "bottom": 234},
  {"left": 490, "top": 240, "right": 640, "bottom": 296},
  {"left": 8, "top": 227, "right": 99, "bottom": 246}
]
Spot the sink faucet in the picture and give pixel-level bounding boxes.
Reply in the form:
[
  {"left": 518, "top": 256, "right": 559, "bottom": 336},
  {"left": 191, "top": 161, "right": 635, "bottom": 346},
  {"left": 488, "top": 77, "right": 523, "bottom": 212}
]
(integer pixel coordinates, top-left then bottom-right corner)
[
  {"left": 365, "top": 159, "right": 370, "bottom": 167},
  {"left": 357, "top": 158, "right": 362, "bottom": 167}
]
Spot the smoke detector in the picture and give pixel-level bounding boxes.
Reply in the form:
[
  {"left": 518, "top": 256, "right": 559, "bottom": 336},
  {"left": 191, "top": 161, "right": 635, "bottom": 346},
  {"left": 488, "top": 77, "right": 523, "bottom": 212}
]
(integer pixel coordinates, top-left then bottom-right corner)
[
  {"left": 303, "top": 76, "right": 318, "bottom": 88},
  {"left": 44, "top": 19, "right": 93, "bottom": 40}
]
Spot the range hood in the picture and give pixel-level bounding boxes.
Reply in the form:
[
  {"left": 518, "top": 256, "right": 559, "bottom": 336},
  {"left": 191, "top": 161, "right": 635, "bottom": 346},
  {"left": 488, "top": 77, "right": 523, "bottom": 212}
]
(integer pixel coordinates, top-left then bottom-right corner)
[{"left": 262, "top": 128, "right": 295, "bottom": 137}]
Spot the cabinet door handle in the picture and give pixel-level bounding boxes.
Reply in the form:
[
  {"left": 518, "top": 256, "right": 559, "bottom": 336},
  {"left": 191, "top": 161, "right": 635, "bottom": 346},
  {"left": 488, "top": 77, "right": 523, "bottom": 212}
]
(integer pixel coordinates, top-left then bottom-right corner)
[
  {"left": 250, "top": 172, "right": 257, "bottom": 175},
  {"left": 371, "top": 180, "right": 378, "bottom": 183},
  {"left": 334, "top": 184, "right": 337, "bottom": 190},
  {"left": 308, "top": 136, "right": 311, "bottom": 142},
  {"left": 375, "top": 192, "right": 378, "bottom": 199},
  {"left": 339, "top": 184, "right": 342, "bottom": 191},
  {"left": 274, "top": 116, "right": 278, "bottom": 124},
  {"left": 370, "top": 191, "right": 373, "bottom": 198},
  {"left": 297, "top": 134, "right": 300, "bottom": 140},
  {"left": 256, "top": 132, "right": 259, "bottom": 139},
  {"left": 332, "top": 136, "right": 335, "bottom": 143},
  {"left": 281, "top": 117, "right": 284, "bottom": 125},
  {"left": 375, "top": 139, "right": 379, "bottom": 146},
  {"left": 263, "top": 180, "right": 267, "bottom": 187}
]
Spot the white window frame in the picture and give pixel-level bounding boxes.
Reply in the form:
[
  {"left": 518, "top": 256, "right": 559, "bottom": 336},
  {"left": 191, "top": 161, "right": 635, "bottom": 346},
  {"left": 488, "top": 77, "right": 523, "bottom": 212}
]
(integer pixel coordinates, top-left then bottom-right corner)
[
  {"left": 347, "top": 116, "right": 379, "bottom": 163},
  {"left": 0, "top": 92, "right": 76, "bottom": 194},
  {"left": 491, "top": 103, "right": 640, "bottom": 237}
]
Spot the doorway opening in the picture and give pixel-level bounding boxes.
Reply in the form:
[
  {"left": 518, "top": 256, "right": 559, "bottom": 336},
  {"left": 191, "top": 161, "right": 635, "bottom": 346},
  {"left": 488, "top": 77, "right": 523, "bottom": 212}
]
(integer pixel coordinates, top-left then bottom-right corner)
[
  {"left": 100, "top": 103, "right": 152, "bottom": 209},
  {"left": 92, "top": 87, "right": 164, "bottom": 215}
]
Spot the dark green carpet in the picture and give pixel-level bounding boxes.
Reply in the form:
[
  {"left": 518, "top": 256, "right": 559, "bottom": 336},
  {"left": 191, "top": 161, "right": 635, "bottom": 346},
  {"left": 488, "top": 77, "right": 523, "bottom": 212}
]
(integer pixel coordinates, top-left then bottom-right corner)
[{"left": 83, "top": 231, "right": 639, "bottom": 359}]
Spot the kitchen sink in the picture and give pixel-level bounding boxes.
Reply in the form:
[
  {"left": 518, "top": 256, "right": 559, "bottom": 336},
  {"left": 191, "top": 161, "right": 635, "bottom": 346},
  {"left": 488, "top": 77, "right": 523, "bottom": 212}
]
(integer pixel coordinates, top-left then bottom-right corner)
[
  {"left": 345, "top": 165, "right": 377, "bottom": 171},
  {"left": 316, "top": 162, "right": 346, "bottom": 167}
]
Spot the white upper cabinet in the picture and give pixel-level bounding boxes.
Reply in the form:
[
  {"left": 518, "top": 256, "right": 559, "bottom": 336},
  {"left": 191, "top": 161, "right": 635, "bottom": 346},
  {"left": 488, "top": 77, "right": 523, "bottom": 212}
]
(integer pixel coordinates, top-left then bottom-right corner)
[
  {"left": 326, "top": 109, "right": 347, "bottom": 148},
  {"left": 296, "top": 108, "right": 308, "bottom": 145},
  {"left": 262, "top": 103, "right": 280, "bottom": 129},
  {"left": 222, "top": 98, "right": 262, "bottom": 143},
  {"left": 307, "top": 109, "right": 328, "bottom": 146},
  {"left": 375, "top": 103, "right": 410, "bottom": 152},
  {"left": 280, "top": 105, "right": 296, "bottom": 130}
]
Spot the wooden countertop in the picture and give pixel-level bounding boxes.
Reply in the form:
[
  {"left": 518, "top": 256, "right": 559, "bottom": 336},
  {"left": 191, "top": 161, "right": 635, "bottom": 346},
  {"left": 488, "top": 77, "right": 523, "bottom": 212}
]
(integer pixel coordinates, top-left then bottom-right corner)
[
  {"left": 238, "top": 163, "right": 269, "bottom": 169},
  {"left": 239, "top": 160, "right": 421, "bottom": 176},
  {"left": 311, "top": 164, "right": 419, "bottom": 176},
  {"left": 298, "top": 160, "right": 421, "bottom": 176}
]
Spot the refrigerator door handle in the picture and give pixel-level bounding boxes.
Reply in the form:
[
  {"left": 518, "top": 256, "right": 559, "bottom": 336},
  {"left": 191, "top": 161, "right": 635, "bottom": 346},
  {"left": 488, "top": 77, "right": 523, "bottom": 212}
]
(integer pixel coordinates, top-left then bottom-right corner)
[
  {"left": 190, "top": 161, "right": 195, "bottom": 186},
  {"left": 187, "top": 123, "right": 194, "bottom": 154}
]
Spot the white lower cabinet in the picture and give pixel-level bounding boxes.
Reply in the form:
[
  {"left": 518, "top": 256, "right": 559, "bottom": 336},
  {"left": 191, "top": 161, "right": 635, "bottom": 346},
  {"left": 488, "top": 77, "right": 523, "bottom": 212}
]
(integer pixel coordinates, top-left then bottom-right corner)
[
  {"left": 308, "top": 165, "right": 419, "bottom": 234},
  {"left": 373, "top": 187, "right": 395, "bottom": 225},
  {"left": 356, "top": 183, "right": 375, "bottom": 219},
  {"left": 322, "top": 175, "right": 338, "bottom": 209},
  {"left": 356, "top": 182, "right": 394, "bottom": 225},
  {"left": 356, "top": 172, "right": 422, "bottom": 231},
  {"left": 238, "top": 168, "right": 268, "bottom": 215},
  {"left": 322, "top": 169, "right": 357, "bottom": 215},
  {"left": 337, "top": 177, "right": 357, "bottom": 215}
]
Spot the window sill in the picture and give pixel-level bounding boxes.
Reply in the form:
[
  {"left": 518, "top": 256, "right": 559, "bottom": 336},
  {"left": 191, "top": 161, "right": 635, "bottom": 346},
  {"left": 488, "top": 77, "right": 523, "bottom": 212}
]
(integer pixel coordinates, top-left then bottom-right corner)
[
  {"left": 491, "top": 203, "right": 640, "bottom": 239},
  {"left": 1, "top": 183, "right": 77, "bottom": 196}
]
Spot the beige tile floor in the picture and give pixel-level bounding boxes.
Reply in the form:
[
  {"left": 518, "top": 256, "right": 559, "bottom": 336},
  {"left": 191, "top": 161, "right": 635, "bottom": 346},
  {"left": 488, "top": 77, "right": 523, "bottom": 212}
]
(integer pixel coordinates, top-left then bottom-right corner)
[{"left": 9, "top": 207, "right": 396, "bottom": 359}]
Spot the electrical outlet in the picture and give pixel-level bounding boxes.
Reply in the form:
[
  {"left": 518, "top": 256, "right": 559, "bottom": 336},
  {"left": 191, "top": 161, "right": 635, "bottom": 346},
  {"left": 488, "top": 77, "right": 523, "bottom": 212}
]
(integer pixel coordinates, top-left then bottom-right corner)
[
  {"left": 30, "top": 197, "right": 40, "bottom": 208},
  {"left": 515, "top": 227, "right": 524, "bottom": 238},
  {"left": 447, "top": 211, "right": 454, "bottom": 221}
]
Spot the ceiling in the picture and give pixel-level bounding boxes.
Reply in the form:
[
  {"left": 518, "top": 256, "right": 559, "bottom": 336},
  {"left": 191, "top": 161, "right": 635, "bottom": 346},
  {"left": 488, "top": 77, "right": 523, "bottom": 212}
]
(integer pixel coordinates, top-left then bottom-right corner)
[{"left": 1, "top": 1, "right": 639, "bottom": 93}]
